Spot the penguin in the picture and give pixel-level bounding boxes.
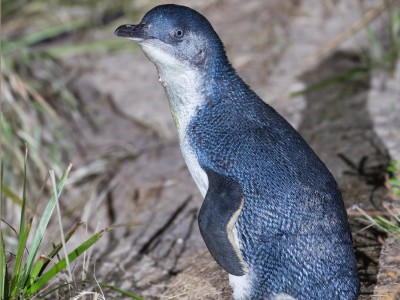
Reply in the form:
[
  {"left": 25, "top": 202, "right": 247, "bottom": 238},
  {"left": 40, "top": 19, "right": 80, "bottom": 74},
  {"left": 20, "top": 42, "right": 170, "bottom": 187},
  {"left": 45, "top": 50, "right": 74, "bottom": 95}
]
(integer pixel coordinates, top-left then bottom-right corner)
[{"left": 115, "top": 4, "right": 360, "bottom": 300}]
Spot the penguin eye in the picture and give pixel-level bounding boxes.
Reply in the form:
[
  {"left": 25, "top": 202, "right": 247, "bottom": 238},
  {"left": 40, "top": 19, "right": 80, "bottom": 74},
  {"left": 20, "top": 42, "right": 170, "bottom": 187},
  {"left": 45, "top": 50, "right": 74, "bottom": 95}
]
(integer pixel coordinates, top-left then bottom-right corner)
[{"left": 172, "top": 28, "right": 185, "bottom": 39}]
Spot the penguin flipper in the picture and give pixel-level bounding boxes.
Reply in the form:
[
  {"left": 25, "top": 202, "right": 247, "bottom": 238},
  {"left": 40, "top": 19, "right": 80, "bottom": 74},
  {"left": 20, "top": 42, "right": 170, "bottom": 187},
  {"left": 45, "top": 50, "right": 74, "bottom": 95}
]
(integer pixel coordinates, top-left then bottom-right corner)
[{"left": 198, "top": 169, "right": 247, "bottom": 276}]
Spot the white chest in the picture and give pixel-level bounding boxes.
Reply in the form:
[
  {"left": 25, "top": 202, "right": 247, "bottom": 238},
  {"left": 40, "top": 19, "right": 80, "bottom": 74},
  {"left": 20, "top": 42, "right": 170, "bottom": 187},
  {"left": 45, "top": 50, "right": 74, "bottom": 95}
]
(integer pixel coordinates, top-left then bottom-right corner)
[
  {"left": 140, "top": 43, "right": 209, "bottom": 196},
  {"left": 165, "top": 75, "right": 209, "bottom": 197},
  {"left": 179, "top": 133, "right": 209, "bottom": 197}
]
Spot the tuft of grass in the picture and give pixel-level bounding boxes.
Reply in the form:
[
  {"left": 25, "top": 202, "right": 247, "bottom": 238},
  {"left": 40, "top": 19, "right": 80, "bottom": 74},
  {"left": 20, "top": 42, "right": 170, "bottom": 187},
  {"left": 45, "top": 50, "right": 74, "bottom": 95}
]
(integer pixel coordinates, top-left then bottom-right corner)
[
  {"left": 0, "top": 1, "right": 150, "bottom": 298},
  {"left": 356, "top": 161, "right": 400, "bottom": 240},
  {"left": 1, "top": 2, "right": 147, "bottom": 297},
  {"left": 357, "top": 205, "right": 400, "bottom": 240},
  {"left": 1, "top": 0, "right": 135, "bottom": 202},
  {"left": 1, "top": 41, "right": 78, "bottom": 201},
  {"left": 363, "top": 1, "right": 400, "bottom": 74},
  {"left": 0, "top": 155, "right": 143, "bottom": 299}
]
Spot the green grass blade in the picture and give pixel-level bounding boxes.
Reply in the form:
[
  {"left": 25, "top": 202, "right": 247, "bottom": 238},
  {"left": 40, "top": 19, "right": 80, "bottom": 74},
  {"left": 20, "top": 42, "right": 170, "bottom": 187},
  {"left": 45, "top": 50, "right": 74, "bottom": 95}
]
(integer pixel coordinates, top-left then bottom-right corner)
[
  {"left": 375, "top": 216, "right": 400, "bottom": 234},
  {"left": 0, "top": 228, "right": 5, "bottom": 300},
  {"left": 2, "top": 19, "right": 86, "bottom": 55},
  {"left": 17, "top": 163, "right": 72, "bottom": 293},
  {"left": 29, "top": 222, "right": 83, "bottom": 283},
  {"left": 50, "top": 170, "right": 73, "bottom": 283},
  {"left": 9, "top": 223, "right": 31, "bottom": 297},
  {"left": 28, "top": 255, "right": 47, "bottom": 289},
  {"left": 95, "top": 281, "right": 144, "bottom": 300},
  {"left": 0, "top": 160, "right": 6, "bottom": 300},
  {"left": 20, "top": 20, "right": 84, "bottom": 46},
  {"left": 289, "top": 66, "right": 369, "bottom": 97},
  {"left": 25, "top": 229, "right": 107, "bottom": 296},
  {"left": 19, "top": 149, "right": 28, "bottom": 247},
  {"left": 9, "top": 149, "right": 29, "bottom": 296},
  {"left": 45, "top": 39, "right": 132, "bottom": 57},
  {"left": 365, "top": 22, "right": 383, "bottom": 64},
  {"left": 2, "top": 186, "right": 23, "bottom": 207}
]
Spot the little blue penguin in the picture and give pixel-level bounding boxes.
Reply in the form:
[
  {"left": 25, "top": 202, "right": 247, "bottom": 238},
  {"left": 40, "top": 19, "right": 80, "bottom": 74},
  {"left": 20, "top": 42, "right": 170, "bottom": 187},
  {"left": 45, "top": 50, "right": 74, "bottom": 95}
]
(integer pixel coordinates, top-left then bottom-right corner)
[{"left": 115, "top": 4, "right": 359, "bottom": 300}]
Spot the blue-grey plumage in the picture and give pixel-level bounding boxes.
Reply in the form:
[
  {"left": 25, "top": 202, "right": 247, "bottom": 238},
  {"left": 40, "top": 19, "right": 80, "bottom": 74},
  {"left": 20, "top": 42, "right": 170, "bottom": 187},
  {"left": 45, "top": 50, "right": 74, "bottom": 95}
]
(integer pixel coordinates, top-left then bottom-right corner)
[{"left": 115, "top": 4, "right": 360, "bottom": 300}]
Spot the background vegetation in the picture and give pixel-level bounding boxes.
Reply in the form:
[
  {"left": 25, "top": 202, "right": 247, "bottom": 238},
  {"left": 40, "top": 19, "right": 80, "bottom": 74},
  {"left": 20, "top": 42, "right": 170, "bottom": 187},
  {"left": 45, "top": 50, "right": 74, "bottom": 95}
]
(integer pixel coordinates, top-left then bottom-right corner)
[{"left": 1, "top": 0, "right": 144, "bottom": 298}]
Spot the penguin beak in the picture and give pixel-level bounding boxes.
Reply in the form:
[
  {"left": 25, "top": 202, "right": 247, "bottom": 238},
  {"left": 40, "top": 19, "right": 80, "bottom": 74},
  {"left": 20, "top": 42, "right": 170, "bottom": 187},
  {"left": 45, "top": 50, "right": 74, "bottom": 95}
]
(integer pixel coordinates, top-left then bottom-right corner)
[{"left": 114, "top": 24, "right": 149, "bottom": 41}]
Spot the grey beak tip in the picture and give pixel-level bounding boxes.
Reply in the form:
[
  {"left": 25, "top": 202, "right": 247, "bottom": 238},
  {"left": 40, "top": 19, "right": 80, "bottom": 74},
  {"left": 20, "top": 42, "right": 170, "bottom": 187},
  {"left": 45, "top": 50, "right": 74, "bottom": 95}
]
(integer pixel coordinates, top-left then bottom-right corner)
[
  {"left": 114, "top": 25, "right": 127, "bottom": 37},
  {"left": 114, "top": 24, "right": 147, "bottom": 41}
]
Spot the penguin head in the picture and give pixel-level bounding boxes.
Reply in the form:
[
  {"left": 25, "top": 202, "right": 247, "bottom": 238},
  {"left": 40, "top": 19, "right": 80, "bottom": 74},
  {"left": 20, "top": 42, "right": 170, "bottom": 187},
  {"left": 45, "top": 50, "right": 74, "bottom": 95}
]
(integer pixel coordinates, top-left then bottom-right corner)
[{"left": 115, "top": 4, "right": 227, "bottom": 72}]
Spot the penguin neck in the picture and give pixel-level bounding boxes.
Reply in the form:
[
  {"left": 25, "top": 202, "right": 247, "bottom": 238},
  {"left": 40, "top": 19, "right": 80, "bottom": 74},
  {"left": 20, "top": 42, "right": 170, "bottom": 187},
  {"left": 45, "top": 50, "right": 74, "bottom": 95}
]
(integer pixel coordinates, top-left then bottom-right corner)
[
  {"left": 156, "top": 62, "right": 206, "bottom": 136},
  {"left": 139, "top": 41, "right": 205, "bottom": 134},
  {"left": 153, "top": 47, "right": 241, "bottom": 135},
  {"left": 205, "top": 56, "right": 246, "bottom": 105},
  {"left": 154, "top": 58, "right": 210, "bottom": 198}
]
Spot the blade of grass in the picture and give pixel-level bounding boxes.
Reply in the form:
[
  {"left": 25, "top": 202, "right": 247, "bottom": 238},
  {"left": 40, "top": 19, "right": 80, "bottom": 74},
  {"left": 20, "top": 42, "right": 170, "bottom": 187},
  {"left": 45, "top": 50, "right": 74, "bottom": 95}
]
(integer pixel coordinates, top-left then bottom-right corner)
[
  {"left": 16, "top": 163, "right": 72, "bottom": 293},
  {"left": 29, "top": 222, "right": 83, "bottom": 283},
  {"left": 81, "top": 223, "right": 89, "bottom": 282},
  {"left": 2, "top": 19, "right": 86, "bottom": 55},
  {"left": 357, "top": 206, "right": 400, "bottom": 239},
  {"left": 82, "top": 222, "right": 99, "bottom": 282},
  {"left": 37, "top": 280, "right": 143, "bottom": 300},
  {"left": 375, "top": 216, "right": 400, "bottom": 233},
  {"left": 50, "top": 170, "right": 73, "bottom": 284},
  {"left": 0, "top": 160, "right": 6, "bottom": 300},
  {"left": 289, "top": 66, "right": 369, "bottom": 97},
  {"left": 71, "top": 291, "right": 105, "bottom": 300},
  {"left": 20, "top": 148, "right": 28, "bottom": 245},
  {"left": 25, "top": 229, "right": 108, "bottom": 296},
  {"left": 9, "top": 148, "right": 29, "bottom": 296},
  {"left": 95, "top": 281, "right": 144, "bottom": 300},
  {"left": 365, "top": 21, "right": 383, "bottom": 62},
  {"left": 28, "top": 255, "right": 47, "bottom": 290},
  {"left": 20, "top": 20, "right": 84, "bottom": 46},
  {"left": 24, "top": 82, "right": 58, "bottom": 119},
  {"left": 0, "top": 223, "right": 5, "bottom": 300},
  {"left": 45, "top": 39, "right": 133, "bottom": 57},
  {"left": 9, "top": 222, "right": 31, "bottom": 297},
  {"left": 2, "top": 185, "right": 23, "bottom": 207},
  {"left": 93, "top": 267, "right": 105, "bottom": 300}
]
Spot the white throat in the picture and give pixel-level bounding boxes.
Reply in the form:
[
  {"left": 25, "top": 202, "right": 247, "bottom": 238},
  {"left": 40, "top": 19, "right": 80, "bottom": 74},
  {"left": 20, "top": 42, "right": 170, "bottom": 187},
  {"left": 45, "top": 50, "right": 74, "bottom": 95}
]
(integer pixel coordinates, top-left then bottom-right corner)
[{"left": 140, "top": 42, "right": 209, "bottom": 196}]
